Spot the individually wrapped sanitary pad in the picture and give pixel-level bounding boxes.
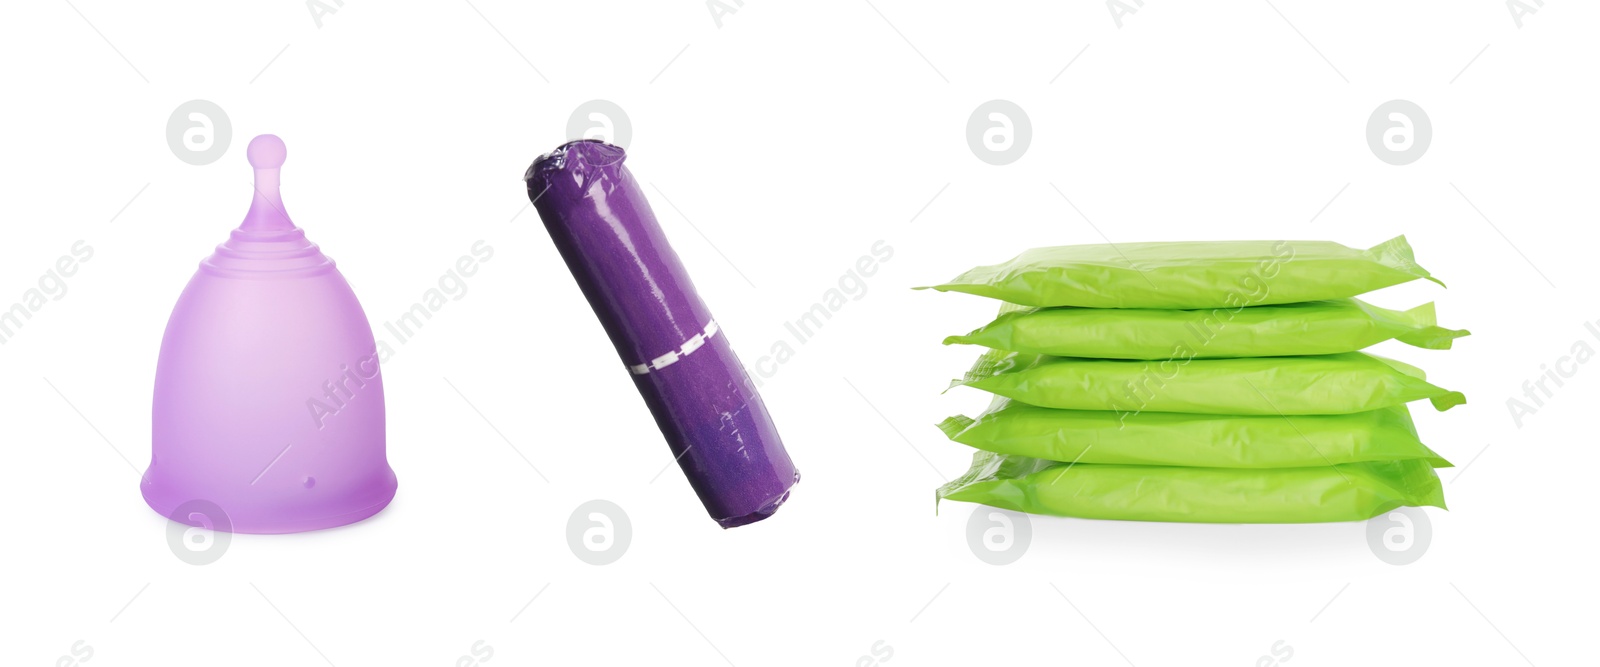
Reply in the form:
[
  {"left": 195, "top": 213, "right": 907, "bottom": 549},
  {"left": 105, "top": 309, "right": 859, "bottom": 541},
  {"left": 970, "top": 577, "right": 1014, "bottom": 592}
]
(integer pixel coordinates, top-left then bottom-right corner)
[
  {"left": 927, "top": 236, "right": 1462, "bottom": 524},
  {"left": 940, "top": 398, "right": 1450, "bottom": 468},
  {"left": 944, "top": 299, "right": 1469, "bottom": 360},
  {"left": 954, "top": 349, "right": 1466, "bottom": 415},
  {"left": 918, "top": 236, "right": 1440, "bottom": 309},
  {"left": 937, "top": 451, "right": 1446, "bottom": 523}
]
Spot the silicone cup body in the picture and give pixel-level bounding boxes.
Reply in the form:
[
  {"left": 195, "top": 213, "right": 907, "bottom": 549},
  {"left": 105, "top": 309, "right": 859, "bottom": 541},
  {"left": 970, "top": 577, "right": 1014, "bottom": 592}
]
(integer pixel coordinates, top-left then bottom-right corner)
[
  {"left": 142, "top": 134, "right": 395, "bottom": 534},
  {"left": 526, "top": 140, "right": 798, "bottom": 528}
]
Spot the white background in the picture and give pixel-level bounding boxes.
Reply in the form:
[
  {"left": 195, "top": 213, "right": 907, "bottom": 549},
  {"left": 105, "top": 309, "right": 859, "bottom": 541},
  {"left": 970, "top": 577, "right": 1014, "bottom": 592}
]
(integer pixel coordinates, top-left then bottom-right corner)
[{"left": 1, "top": 1, "right": 1594, "bottom": 665}]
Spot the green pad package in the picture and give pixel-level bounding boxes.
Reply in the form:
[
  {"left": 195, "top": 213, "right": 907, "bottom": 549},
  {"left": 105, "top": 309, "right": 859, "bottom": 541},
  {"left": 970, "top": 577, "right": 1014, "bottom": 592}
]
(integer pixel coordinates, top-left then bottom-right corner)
[
  {"left": 954, "top": 350, "right": 1466, "bottom": 415},
  {"left": 918, "top": 236, "right": 1441, "bottom": 309},
  {"left": 937, "top": 451, "right": 1446, "bottom": 523},
  {"left": 940, "top": 398, "right": 1450, "bottom": 468},
  {"left": 944, "top": 299, "right": 1469, "bottom": 360}
]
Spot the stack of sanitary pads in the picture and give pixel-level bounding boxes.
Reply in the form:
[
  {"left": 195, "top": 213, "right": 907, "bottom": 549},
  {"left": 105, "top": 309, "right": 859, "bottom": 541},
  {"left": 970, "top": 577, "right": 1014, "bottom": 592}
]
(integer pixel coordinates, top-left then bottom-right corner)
[{"left": 922, "top": 237, "right": 1467, "bottom": 523}]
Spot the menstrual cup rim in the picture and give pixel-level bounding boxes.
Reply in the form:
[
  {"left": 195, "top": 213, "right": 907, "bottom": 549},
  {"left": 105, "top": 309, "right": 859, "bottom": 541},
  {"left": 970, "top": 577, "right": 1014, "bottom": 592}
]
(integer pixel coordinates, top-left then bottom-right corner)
[{"left": 142, "top": 467, "right": 397, "bottom": 535}]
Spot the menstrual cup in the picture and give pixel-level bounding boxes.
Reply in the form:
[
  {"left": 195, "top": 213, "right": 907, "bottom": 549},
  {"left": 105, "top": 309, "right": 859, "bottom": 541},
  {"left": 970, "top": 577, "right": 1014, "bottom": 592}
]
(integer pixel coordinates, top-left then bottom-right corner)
[
  {"left": 526, "top": 140, "right": 799, "bottom": 528},
  {"left": 141, "top": 134, "right": 396, "bottom": 534}
]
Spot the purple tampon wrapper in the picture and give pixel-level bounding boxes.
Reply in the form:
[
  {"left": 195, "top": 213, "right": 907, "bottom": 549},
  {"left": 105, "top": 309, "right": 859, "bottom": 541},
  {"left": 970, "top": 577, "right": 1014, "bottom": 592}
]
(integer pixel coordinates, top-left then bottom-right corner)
[{"left": 525, "top": 140, "right": 799, "bottom": 528}]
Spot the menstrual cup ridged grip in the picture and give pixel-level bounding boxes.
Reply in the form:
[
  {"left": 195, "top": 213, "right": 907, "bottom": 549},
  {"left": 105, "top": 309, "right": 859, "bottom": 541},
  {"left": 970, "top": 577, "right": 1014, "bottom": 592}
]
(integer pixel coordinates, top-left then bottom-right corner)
[
  {"left": 142, "top": 134, "right": 396, "bottom": 534},
  {"left": 526, "top": 140, "right": 798, "bottom": 528}
]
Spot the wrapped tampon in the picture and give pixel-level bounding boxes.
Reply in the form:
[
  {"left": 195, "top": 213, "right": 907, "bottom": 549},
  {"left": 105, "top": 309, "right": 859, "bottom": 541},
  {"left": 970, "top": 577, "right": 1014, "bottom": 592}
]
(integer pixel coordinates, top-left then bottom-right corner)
[{"left": 525, "top": 140, "right": 799, "bottom": 528}]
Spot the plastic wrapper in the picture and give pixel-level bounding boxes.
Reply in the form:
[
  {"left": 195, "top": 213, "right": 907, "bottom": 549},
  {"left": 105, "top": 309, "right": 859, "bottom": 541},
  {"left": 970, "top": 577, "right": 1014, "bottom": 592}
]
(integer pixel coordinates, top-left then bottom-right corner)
[
  {"left": 954, "top": 349, "right": 1466, "bottom": 415},
  {"left": 526, "top": 140, "right": 798, "bottom": 528},
  {"left": 918, "top": 236, "right": 1440, "bottom": 309},
  {"left": 937, "top": 451, "right": 1446, "bottom": 523},
  {"left": 940, "top": 397, "right": 1449, "bottom": 468},
  {"left": 945, "top": 299, "right": 1468, "bottom": 360}
]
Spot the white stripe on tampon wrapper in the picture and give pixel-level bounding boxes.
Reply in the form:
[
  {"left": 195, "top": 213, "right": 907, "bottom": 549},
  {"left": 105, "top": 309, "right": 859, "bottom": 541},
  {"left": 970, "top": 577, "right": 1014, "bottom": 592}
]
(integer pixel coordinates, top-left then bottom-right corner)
[{"left": 628, "top": 319, "right": 719, "bottom": 375}]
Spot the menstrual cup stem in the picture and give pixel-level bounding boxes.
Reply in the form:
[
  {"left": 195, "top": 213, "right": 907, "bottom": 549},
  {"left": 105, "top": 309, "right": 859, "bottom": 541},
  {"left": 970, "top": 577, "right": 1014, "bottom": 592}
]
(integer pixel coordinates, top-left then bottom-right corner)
[{"left": 241, "top": 134, "right": 294, "bottom": 232}]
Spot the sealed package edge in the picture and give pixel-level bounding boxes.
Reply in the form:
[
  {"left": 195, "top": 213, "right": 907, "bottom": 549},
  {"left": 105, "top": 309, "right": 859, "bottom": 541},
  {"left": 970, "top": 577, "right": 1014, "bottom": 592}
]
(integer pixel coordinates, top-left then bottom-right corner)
[
  {"left": 945, "top": 299, "right": 1469, "bottom": 360},
  {"left": 954, "top": 349, "right": 1466, "bottom": 415},
  {"left": 526, "top": 140, "right": 798, "bottom": 528},
  {"left": 918, "top": 236, "right": 1441, "bottom": 309},
  {"left": 937, "top": 451, "right": 1446, "bottom": 523},
  {"left": 941, "top": 398, "right": 1450, "bottom": 468}
]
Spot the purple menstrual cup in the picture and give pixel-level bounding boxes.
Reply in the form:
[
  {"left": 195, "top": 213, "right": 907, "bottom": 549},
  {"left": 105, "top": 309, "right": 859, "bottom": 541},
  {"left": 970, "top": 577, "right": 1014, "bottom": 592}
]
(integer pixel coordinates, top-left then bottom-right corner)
[
  {"left": 526, "top": 140, "right": 799, "bottom": 528},
  {"left": 141, "top": 134, "right": 396, "bottom": 534}
]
